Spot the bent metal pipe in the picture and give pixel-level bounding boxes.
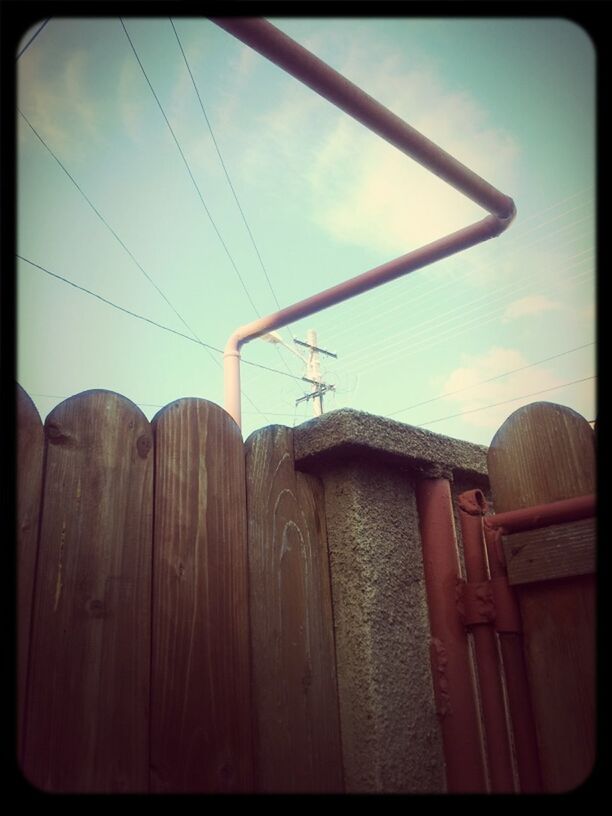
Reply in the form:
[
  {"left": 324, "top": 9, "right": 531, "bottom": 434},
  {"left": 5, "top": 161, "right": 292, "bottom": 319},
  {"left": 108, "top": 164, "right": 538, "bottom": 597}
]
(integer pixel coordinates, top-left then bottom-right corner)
[{"left": 214, "top": 18, "right": 516, "bottom": 429}]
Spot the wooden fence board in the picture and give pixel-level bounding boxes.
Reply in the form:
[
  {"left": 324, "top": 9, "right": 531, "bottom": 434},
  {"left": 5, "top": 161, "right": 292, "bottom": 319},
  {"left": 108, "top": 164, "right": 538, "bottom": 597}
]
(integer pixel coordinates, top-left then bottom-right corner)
[
  {"left": 150, "top": 399, "right": 253, "bottom": 793},
  {"left": 245, "top": 426, "right": 343, "bottom": 793},
  {"left": 22, "top": 391, "right": 153, "bottom": 792},
  {"left": 487, "top": 401, "right": 596, "bottom": 792},
  {"left": 503, "top": 518, "right": 596, "bottom": 585},
  {"left": 16, "top": 385, "right": 45, "bottom": 765}
]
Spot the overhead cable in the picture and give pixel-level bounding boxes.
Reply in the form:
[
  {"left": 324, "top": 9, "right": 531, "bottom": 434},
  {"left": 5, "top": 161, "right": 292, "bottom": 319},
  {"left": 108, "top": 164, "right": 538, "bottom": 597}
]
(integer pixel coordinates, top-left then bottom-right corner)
[
  {"left": 416, "top": 376, "right": 596, "bottom": 428},
  {"left": 17, "top": 254, "right": 307, "bottom": 383},
  {"left": 388, "top": 342, "right": 595, "bottom": 417},
  {"left": 120, "top": 17, "right": 262, "bottom": 318},
  {"left": 16, "top": 18, "right": 50, "bottom": 60},
  {"left": 18, "top": 108, "right": 214, "bottom": 364},
  {"left": 169, "top": 18, "right": 286, "bottom": 315}
]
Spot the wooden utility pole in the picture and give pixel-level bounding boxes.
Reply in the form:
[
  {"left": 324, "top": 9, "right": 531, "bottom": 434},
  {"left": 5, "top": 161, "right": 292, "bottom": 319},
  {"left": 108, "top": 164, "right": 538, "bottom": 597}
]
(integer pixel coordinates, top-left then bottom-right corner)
[{"left": 294, "top": 330, "right": 336, "bottom": 417}]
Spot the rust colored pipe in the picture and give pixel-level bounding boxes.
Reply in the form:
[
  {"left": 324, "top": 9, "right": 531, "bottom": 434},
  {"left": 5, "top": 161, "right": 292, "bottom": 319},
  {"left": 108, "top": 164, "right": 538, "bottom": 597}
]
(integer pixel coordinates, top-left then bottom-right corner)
[
  {"left": 458, "top": 491, "right": 515, "bottom": 793},
  {"left": 484, "top": 493, "right": 595, "bottom": 534},
  {"left": 212, "top": 18, "right": 515, "bottom": 219},
  {"left": 213, "top": 18, "right": 517, "bottom": 429},
  {"left": 224, "top": 214, "right": 508, "bottom": 427},
  {"left": 483, "top": 525, "right": 542, "bottom": 793},
  {"left": 415, "top": 479, "right": 486, "bottom": 793}
]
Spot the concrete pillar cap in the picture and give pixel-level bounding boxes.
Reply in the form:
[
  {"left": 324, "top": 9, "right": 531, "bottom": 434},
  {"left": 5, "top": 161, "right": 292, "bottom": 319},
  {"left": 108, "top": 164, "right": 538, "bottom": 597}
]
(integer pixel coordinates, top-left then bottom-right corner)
[{"left": 292, "top": 408, "right": 489, "bottom": 483}]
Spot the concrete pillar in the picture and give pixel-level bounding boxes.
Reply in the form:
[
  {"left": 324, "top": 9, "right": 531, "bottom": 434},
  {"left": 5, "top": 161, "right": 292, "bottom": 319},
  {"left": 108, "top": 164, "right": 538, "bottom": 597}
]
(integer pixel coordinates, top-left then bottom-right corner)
[{"left": 293, "top": 409, "right": 490, "bottom": 793}]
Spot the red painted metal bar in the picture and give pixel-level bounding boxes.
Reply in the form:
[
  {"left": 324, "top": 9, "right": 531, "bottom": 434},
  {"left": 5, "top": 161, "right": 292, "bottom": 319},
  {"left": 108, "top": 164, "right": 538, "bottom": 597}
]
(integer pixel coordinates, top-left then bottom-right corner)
[
  {"left": 458, "top": 491, "right": 515, "bottom": 793},
  {"left": 483, "top": 525, "right": 543, "bottom": 793},
  {"left": 415, "top": 479, "right": 486, "bottom": 793},
  {"left": 212, "top": 18, "right": 517, "bottom": 429},
  {"left": 484, "top": 493, "right": 595, "bottom": 534}
]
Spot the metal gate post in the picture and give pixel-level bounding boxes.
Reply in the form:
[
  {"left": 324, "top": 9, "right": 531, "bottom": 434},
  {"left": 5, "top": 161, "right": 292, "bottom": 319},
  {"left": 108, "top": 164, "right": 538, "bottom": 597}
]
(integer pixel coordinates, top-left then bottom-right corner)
[
  {"left": 415, "top": 478, "right": 486, "bottom": 793},
  {"left": 457, "top": 491, "right": 515, "bottom": 793},
  {"left": 483, "top": 525, "right": 543, "bottom": 793}
]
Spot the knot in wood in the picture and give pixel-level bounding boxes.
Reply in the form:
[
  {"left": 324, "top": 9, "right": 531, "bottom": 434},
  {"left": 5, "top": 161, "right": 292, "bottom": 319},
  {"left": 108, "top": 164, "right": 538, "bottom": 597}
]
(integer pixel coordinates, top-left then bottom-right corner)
[
  {"left": 136, "top": 434, "right": 152, "bottom": 458},
  {"left": 46, "top": 422, "right": 73, "bottom": 446},
  {"left": 86, "top": 598, "right": 106, "bottom": 618}
]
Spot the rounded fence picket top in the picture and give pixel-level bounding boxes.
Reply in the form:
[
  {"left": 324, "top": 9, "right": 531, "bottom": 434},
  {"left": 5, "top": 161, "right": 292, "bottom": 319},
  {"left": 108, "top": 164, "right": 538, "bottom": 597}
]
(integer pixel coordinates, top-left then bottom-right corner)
[
  {"left": 150, "top": 396, "right": 253, "bottom": 793},
  {"left": 22, "top": 388, "right": 153, "bottom": 793},
  {"left": 487, "top": 400, "right": 596, "bottom": 794},
  {"left": 17, "top": 384, "right": 45, "bottom": 767}
]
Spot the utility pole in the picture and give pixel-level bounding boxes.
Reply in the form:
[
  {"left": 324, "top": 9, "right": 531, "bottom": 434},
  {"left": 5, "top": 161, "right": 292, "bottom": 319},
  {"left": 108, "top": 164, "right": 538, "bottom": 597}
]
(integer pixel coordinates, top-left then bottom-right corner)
[{"left": 294, "top": 329, "right": 336, "bottom": 417}]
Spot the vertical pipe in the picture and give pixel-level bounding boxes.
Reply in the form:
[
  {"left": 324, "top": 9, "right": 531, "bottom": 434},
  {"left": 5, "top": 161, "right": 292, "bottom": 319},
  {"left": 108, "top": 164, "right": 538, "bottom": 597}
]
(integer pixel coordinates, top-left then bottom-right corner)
[
  {"left": 224, "top": 336, "right": 242, "bottom": 430},
  {"left": 223, "top": 215, "right": 511, "bottom": 429},
  {"left": 415, "top": 478, "right": 486, "bottom": 793},
  {"left": 458, "top": 492, "right": 515, "bottom": 793},
  {"left": 484, "top": 526, "right": 543, "bottom": 793}
]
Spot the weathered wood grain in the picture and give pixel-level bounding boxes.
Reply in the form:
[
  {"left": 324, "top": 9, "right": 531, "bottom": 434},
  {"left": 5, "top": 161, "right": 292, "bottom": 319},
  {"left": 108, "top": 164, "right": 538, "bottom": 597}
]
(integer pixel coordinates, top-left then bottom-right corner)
[
  {"left": 503, "top": 518, "right": 596, "bottom": 585},
  {"left": 245, "top": 426, "right": 343, "bottom": 793},
  {"left": 488, "top": 401, "right": 596, "bottom": 792},
  {"left": 16, "top": 385, "right": 45, "bottom": 766},
  {"left": 150, "top": 399, "right": 253, "bottom": 793},
  {"left": 22, "top": 390, "right": 153, "bottom": 792}
]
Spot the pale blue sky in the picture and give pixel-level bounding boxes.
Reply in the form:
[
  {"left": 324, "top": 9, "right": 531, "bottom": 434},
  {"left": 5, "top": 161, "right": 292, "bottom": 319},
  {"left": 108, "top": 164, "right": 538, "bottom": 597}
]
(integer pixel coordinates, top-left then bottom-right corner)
[{"left": 17, "top": 15, "right": 596, "bottom": 444}]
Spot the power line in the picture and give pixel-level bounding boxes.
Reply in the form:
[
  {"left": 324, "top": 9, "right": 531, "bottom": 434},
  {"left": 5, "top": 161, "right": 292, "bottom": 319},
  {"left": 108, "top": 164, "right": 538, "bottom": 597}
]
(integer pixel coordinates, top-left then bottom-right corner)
[
  {"left": 16, "top": 254, "right": 307, "bottom": 383},
  {"left": 321, "top": 192, "right": 594, "bottom": 347},
  {"left": 416, "top": 376, "right": 596, "bottom": 428},
  {"left": 28, "top": 392, "right": 305, "bottom": 418},
  {"left": 338, "top": 265, "right": 593, "bottom": 386},
  {"left": 335, "top": 218, "right": 594, "bottom": 360},
  {"left": 29, "top": 393, "right": 167, "bottom": 410},
  {"left": 120, "top": 17, "right": 262, "bottom": 318},
  {"left": 324, "top": 232, "right": 593, "bottom": 369},
  {"left": 17, "top": 108, "right": 214, "bottom": 365},
  {"left": 17, "top": 254, "right": 224, "bottom": 351},
  {"left": 20, "top": 86, "right": 270, "bottom": 422},
  {"left": 169, "top": 17, "right": 298, "bottom": 381},
  {"left": 169, "top": 18, "right": 285, "bottom": 316},
  {"left": 387, "top": 342, "right": 595, "bottom": 417},
  {"left": 343, "top": 256, "right": 593, "bottom": 376},
  {"left": 16, "top": 18, "right": 50, "bottom": 60}
]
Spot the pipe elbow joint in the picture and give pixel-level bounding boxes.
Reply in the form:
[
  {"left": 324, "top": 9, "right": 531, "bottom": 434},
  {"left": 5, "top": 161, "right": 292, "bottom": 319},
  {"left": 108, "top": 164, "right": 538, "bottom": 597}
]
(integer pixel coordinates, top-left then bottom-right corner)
[
  {"left": 493, "top": 196, "right": 517, "bottom": 235},
  {"left": 224, "top": 330, "right": 244, "bottom": 357}
]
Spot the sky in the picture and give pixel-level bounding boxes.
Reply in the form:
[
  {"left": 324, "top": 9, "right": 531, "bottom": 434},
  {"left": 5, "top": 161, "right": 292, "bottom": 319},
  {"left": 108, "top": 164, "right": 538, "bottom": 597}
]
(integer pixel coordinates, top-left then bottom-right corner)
[{"left": 16, "top": 14, "right": 596, "bottom": 446}]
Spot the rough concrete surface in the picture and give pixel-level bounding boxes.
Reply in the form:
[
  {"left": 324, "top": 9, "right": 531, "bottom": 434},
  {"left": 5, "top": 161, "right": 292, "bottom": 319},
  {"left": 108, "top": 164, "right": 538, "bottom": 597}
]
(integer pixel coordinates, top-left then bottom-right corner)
[
  {"left": 276, "top": 410, "right": 493, "bottom": 793},
  {"left": 319, "top": 458, "right": 447, "bottom": 793},
  {"left": 294, "top": 408, "right": 489, "bottom": 485}
]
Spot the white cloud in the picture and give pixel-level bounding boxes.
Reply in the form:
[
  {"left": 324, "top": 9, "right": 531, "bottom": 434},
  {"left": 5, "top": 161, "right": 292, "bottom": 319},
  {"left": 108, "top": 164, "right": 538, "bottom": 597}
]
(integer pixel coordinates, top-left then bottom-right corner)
[
  {"left": 306, "top": 69, "right": 519, "bottom": 255},
  {"left": 118, "top": 57, "right": 148, "bottom": 144},
  {"left": 435, "top": 347, "right": 564, "bottom": 431},
  {"left": 502, "top": 295, "right": 564, "bottom": 323},
  {"left": 229, "top": 31, "right": 519, "bottom": 258},
  {"left": 212, "top": 42, "right": 262, "bottom": 136},
  {"left": 578, "top": 302, "right": 595, "bottom": 323},
  {"left": 19, "top": 49, "right": 102, "bottom": 159}
]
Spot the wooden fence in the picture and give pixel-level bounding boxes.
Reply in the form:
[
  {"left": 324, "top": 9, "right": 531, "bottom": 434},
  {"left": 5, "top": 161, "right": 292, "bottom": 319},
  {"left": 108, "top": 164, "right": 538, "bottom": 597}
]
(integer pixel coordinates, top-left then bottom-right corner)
[
  {"left": 487, "top": 402, "right": 596, "bottom": 792},
  {"left": 17, "top": 385, "right": 596, "bottom": 793},
  {"left": 17, "top": 385, "right": 342, "bottom": 793}
]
